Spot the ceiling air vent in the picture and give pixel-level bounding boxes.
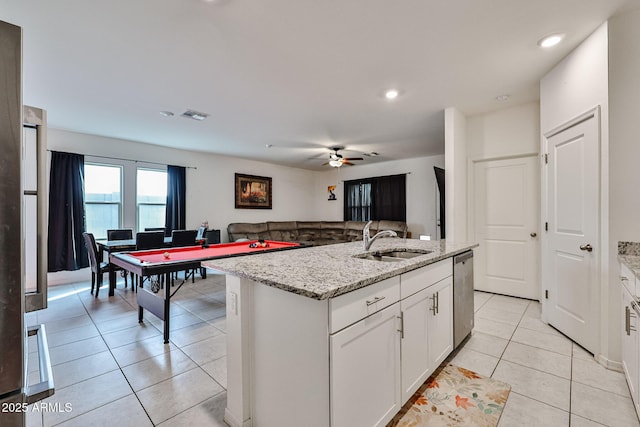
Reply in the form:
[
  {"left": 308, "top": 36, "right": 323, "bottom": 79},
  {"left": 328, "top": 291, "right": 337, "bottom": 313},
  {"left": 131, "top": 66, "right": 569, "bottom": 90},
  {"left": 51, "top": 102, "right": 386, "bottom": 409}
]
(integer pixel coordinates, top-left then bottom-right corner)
[{"left": 181, "top": 109, "right": 209, "bottom": 121}]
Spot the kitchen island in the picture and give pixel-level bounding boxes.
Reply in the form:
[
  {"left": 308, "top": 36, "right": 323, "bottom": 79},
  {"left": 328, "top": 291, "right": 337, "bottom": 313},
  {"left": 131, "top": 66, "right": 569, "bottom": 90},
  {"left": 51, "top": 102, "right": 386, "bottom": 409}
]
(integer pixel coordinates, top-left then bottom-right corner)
[{"left": 203, "top": 239, "right": 477, "bottom": 427}]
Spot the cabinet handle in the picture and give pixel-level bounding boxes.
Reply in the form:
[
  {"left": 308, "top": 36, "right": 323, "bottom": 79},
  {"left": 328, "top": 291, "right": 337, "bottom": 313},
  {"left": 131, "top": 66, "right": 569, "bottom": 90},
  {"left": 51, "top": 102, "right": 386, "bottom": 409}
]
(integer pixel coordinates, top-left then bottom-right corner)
[
  {"left": 397, "top": 313, "right": 404, "bottom": 339},
  {"left": 621, "top": 276, "right": 629, "bottom": 282},
  {"left": 626, "top": 306, "right": 631, "bottom": 336},
  {"left": 436, "top": 291, "right": 439, "bottom": 315},
  {"left": 366, "top": 296, "right": 385, "bottom": 306},
  {"left": 430, "top": 294, "right": 436, "bottom": 316}
]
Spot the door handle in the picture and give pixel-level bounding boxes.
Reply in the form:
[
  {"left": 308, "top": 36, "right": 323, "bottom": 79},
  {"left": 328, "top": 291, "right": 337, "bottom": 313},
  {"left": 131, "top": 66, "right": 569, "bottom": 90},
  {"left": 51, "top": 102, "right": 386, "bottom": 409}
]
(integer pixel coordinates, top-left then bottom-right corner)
[
  {"left": 579, "top": 244, "right": 593, "bottom": 252},
  {"left": 530, "top": 232, "right": 537, "bottom": 238}
]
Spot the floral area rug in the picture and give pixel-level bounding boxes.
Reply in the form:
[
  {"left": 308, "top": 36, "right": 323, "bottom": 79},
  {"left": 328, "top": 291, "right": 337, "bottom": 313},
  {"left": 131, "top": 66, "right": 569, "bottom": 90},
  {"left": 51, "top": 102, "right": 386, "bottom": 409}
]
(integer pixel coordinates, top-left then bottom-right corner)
[{"left": 388, "top": 364, "right": 511, "bottom": 427}]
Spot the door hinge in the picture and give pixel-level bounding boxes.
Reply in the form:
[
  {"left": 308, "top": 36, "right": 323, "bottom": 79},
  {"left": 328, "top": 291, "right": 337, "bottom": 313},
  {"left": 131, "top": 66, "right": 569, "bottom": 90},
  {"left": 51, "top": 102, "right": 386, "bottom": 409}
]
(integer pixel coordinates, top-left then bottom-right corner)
[
  {"left": 545, "top": 290, "right": 549, "bottom": 299},
  {"left": 544, "top": 153, "right": 548, "bottom": 164},
  {"left": 545, "top": 222, "right": 548, "bottom": 231}
]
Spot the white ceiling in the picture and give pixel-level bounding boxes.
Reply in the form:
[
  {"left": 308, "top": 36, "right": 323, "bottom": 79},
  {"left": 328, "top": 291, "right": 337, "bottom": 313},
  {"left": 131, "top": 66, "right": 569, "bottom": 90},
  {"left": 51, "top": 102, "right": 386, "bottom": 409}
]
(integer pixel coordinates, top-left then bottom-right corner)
[{"left": 1, "top": 0, "right": 638, "bottom": 170}]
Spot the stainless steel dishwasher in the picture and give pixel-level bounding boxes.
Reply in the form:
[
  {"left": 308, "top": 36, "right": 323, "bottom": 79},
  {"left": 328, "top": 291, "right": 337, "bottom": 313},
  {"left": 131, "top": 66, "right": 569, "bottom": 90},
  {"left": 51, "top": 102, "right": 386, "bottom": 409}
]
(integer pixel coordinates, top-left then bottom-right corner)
[{"left": 453, "top": 250, "right": 474, "bottom": 349}]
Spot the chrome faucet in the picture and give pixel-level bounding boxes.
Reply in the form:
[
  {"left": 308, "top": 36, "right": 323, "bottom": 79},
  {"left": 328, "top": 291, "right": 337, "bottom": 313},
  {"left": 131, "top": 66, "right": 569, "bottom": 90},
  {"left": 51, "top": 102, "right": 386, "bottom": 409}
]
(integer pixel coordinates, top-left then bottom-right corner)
[{"left": 363, "top": 220, "right": 398, "bottom": 251}]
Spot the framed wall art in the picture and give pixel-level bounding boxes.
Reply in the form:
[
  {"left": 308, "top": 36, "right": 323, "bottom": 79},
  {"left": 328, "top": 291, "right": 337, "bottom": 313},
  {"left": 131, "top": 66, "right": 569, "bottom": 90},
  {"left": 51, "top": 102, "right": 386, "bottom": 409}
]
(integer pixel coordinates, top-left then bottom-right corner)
[{"left": 235, "top": 173, "right": 272, "bottom": 209}]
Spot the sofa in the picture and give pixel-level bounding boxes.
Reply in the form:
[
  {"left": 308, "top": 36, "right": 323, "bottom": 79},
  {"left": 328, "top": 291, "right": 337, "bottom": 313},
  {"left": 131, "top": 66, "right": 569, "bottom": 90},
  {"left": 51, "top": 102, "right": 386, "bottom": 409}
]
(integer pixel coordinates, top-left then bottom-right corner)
[{"left": 227, "top": 220, "right": 409, "bottom": 246}]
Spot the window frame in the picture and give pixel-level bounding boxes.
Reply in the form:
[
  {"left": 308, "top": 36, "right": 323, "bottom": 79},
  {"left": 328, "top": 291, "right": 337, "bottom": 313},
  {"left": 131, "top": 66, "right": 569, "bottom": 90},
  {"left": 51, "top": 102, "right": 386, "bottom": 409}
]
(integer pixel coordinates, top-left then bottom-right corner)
[
  {"left": 135, "top": 166, "right": 168, "bottom": 233},
  {"left": 84, "top": 161, "right": 124, "bottom": 240}
]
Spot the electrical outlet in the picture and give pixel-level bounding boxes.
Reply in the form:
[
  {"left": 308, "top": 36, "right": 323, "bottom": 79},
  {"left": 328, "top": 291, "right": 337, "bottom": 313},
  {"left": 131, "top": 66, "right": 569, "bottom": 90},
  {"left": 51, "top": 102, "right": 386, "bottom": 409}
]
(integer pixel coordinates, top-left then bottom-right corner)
[{"left": 229, "top": 291, "right": 237, "bottom": 315}]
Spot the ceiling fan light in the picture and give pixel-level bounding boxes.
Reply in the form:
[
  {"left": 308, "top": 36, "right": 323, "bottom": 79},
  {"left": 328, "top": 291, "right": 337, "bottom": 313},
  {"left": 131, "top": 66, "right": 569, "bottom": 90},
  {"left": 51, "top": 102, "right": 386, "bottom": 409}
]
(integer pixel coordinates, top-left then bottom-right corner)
[{"left": 329, "top": 159, "right": 343, "bottom": 167}]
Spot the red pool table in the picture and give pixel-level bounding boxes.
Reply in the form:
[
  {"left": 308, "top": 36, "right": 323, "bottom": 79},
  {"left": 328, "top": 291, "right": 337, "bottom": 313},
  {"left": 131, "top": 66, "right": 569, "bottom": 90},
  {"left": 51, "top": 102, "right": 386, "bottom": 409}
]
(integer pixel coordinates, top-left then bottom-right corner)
[{"left": 109, "top": 240, "right": 304, "bottom": 342}]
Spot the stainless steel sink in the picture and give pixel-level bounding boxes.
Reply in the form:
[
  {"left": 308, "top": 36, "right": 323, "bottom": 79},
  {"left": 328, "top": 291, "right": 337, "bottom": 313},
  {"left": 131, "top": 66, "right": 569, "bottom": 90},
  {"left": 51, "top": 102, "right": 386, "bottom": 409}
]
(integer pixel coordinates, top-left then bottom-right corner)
[{"left": 354, "top": 249, "right": 432, "bottom": 262}]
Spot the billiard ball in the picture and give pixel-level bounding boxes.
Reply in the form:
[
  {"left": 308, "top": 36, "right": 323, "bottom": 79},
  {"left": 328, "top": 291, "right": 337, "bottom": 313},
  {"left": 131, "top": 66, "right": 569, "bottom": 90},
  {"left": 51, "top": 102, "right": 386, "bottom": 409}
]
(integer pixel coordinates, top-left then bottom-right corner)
[{"left": 163, "top": 252, "right": 170, "bottom": 259}]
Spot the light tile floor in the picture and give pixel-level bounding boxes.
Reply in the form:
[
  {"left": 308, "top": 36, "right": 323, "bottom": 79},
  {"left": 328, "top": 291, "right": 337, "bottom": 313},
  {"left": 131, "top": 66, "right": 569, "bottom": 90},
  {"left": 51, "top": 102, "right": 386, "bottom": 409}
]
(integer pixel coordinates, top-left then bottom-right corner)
[
  {"left": 451, "top": 291, "right": 640, "bottom": 427},
  {"left": 24, "top": 276, "right": 640, "bottom": 426}
]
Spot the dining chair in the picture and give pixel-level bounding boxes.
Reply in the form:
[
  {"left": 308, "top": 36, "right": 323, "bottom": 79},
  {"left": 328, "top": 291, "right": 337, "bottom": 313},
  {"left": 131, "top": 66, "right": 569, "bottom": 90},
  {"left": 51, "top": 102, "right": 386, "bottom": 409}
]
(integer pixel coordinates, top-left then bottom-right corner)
[
  {"left": 204, "top": 229, "right": 221, "bottom": 245},
  {"left": 83, "top": 232, "right": 128, "bottom": 297},
  {"left": 144, "top": 227, "right": 166, "bottom": 233},
  {"left": 136, "top": 231, "right": 165, "bottom": 250},
  {"left": 136, "top": 231, "right": 166, "bottom": 291},
  {"left": 106, "top": 229, "right": 135, "bottom": 289},
  {"left": 171, "top": 229, "right": 199, "bottom": 283},
  {"left": 107, "top": 228, "right": 133, "bottom": 241}
]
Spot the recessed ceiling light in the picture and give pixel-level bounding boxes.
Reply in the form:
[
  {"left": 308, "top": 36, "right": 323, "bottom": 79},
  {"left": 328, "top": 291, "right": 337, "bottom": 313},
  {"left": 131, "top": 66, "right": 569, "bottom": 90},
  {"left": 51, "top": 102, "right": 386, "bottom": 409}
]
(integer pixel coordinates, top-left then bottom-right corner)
[
  {"left": 384, "top": 89, "right": 400, "bottom": 100},
  {"left": 538, "top": 33, "right": 564, "bottom": 48},
  {"left": 265, "top": 144, "right": 273, "bottom": 148},
  {"left": 495, "top": 94, "right": 510, "bottom": 102},
  {"left": 159, "top": 111, "right": 174, "bottom": 117}
]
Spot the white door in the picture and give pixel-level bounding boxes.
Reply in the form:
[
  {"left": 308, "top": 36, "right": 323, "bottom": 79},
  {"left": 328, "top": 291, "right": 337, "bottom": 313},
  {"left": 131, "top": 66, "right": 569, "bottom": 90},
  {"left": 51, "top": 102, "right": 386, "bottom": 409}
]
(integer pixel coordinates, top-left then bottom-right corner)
[
  {"left": 543, "top": 113, "right": 599, "bottom": 354},
  {"left": 474, "top": 156, "right": 539, "bottom": 299}
]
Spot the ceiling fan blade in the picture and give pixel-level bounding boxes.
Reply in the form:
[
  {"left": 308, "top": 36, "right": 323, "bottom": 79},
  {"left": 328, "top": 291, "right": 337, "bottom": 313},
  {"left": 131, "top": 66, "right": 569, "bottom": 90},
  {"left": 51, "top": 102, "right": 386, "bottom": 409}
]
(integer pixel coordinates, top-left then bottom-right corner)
[
  {"left": 343, "top": 157, "right": 363, "bottom": 161},
  {"left": 322, "top": 161, "right": 330, "bottom": 166},
  {"left": 343, "top": 161, "right": 355, "bottom": 166}
]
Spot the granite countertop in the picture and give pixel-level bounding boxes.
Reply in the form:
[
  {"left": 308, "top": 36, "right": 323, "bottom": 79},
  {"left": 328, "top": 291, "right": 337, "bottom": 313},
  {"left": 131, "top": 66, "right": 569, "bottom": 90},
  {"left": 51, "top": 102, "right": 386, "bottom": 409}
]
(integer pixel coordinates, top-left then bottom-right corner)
[
  {"left": 202, "top": 239, "right": 478, "bottom": 300},
  {"left": 618, "top": 241, "right": 640, "bottom": 281}
]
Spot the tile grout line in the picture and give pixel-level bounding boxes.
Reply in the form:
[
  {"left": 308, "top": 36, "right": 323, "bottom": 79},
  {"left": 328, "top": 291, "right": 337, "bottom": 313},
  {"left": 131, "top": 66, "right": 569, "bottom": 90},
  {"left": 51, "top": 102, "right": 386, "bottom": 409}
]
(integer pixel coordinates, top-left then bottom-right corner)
[{"left": 490, "top": 298, "right": 530, "bottom": 378}]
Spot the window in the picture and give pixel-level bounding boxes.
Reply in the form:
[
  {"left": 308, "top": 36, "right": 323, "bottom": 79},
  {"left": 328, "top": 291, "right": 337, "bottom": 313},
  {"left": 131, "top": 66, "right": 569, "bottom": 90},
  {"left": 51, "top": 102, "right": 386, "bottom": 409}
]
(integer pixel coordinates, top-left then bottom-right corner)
[
  {"left": 85, "top": 163, "right": 122, "bottom": 240},
  {"left": 345, "top": 181, "right": 373, "bottom": 221},
  {"left": 137, "top": 168, "right": 167, "bottom": 232},
  {"left": 344, "top": 174, "right": 406, "bottom": 222}
]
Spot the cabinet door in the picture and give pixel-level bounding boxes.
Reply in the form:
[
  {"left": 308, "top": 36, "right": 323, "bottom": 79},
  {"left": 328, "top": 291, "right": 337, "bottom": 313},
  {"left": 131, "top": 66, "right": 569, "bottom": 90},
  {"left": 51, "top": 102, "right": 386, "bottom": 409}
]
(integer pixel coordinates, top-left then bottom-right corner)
[
  {"left": 400, "top": 286, "right": 432, "bottom": 402},
  {"left": 330, "top": 303, "right": 401, "bottom": 427},
  {"left": 621, "top": 285, "right": 639, "bottom": 410},
  {"left": 428, "top": 277, "right": 453, "bottom": 369}
]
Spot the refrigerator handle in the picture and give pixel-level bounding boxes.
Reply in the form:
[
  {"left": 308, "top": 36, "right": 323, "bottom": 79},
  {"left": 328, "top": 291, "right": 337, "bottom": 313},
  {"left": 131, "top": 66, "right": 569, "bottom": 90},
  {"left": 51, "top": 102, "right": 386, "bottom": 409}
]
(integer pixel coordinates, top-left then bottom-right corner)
[{"left": 25, "top": 324, "right": 55, "bottom": 404}]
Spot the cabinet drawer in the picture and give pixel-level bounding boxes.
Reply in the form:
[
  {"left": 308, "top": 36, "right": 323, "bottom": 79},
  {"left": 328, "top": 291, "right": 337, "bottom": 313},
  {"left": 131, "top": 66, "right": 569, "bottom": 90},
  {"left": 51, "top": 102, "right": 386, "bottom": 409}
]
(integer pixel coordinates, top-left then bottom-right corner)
[
  {"left": 330, "top": 276, "right": 400, "bottom": 334},
  {"left": 621, "top": 263, "right": 637, "bottom": 297},
  {"left": 401, "top": 259, "right": 452, "bottom": 299}
]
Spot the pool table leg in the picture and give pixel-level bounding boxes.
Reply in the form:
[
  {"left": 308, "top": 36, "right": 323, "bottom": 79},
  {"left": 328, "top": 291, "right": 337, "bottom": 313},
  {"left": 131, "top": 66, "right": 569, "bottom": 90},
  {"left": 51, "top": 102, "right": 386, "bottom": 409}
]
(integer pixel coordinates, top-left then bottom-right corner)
[
  {"left": 164, "top": 272, "right": 171, "bottom": 343},
  {"left": 108, "top": 263, "right": 116, "bottom": 297}
]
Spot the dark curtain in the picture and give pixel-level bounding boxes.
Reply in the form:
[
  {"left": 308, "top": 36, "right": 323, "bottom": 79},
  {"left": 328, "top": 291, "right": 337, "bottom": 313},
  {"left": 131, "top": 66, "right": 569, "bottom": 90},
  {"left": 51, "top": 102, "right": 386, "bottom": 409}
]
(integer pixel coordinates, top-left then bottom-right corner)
[
  {"left": 165, "top": 165, "right": 186, "bottom": 236},
  {"left": 372, "top": 174, "right": 406, "bottom": 222},
  {"left": 344, "top": 174, "right": 406, "bottom": 222},
  {"left": 47, "top": 151, "right": 88, "bottom": 272}
]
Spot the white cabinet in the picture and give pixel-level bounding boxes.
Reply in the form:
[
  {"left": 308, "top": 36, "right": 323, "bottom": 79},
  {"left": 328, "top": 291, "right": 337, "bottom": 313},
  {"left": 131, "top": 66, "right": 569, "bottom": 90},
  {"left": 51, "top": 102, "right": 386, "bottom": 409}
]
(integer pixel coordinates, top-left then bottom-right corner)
[
  {"left": 400, "top": 274, "right": 453, "bottom": 402},
  {"left": 428, "top": 276, "right": 453, "bottom": 371},
  {"left": 400, "top": 285, "right": 432, "bottom": 402},
  {"left": 330, "top": 303, "right": 402, "bottom": 427},
  {"left": 329, "top": 259, "right": 455, "bottom": 426},
  {"left": 621, "top": 276, "right": 639, "bottom": 415}
]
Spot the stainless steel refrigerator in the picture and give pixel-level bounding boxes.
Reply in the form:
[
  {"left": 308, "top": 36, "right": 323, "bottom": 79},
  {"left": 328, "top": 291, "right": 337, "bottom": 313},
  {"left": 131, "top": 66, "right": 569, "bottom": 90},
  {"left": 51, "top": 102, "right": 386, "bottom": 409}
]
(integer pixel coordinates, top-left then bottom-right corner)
[{"left": 1, "top": 19, "right": 54, "bottom": 427}]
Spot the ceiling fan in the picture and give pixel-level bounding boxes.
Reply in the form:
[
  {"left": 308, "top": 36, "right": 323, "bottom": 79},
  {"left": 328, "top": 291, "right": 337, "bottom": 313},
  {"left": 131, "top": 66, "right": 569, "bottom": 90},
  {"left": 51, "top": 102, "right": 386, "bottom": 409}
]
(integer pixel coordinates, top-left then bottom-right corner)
[{"left": 322, "top": 147, "right": 363, "bottom": 168}]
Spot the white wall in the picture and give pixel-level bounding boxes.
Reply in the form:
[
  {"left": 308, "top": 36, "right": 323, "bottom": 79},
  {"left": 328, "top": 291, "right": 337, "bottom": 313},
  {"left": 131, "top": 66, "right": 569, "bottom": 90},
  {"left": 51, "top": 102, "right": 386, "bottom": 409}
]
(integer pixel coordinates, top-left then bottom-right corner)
[
  {"left": 466, "top": 102, "right": 540, "bottom": 159},
  {"left": 47, "top": 129, "right": 317, "bottom": 285},
  {"left": 608, "top": 9, "right": 640, "bottom": 363},
  {"left": 312, "top": 155, "right": 445, "bottom": 239},
  {"left": 539, "top": 23, "right": 613, "bottom": 362},
  {"left": 444, "top": 107, "right": 467, "bottom": 242}
]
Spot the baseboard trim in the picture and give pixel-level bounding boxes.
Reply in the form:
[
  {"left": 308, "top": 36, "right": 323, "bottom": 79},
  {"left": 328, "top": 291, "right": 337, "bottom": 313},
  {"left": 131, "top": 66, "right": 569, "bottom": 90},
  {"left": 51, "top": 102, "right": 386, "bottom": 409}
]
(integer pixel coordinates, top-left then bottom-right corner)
[
  {"left": 224, "top": 408, "right": 251, "bottom": 427},
  {"left": 596, "top": 354, "right": 623, "bottom": 373}
]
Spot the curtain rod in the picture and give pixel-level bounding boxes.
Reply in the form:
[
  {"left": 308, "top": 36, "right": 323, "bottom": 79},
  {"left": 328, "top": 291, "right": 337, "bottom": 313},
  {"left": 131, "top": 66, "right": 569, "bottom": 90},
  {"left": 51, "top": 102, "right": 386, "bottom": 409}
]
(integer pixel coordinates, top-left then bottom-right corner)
[{"left": 46, "top": 150, "right": 197, "bottom": 170}]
